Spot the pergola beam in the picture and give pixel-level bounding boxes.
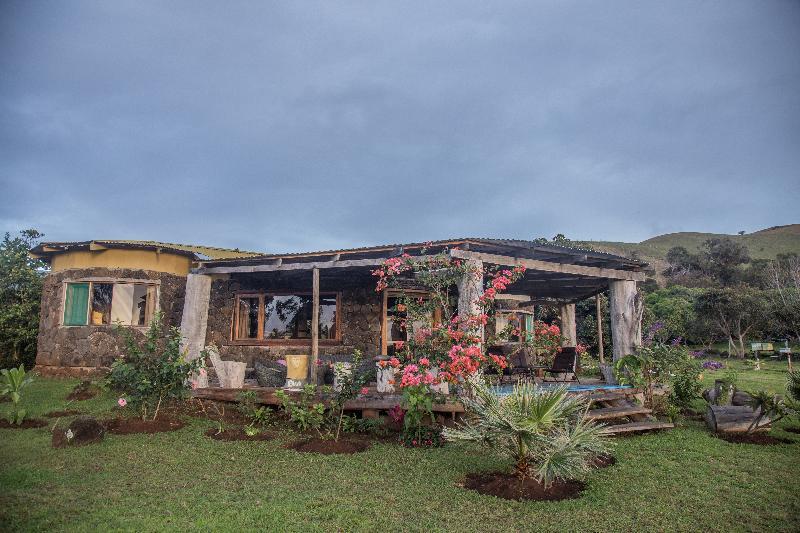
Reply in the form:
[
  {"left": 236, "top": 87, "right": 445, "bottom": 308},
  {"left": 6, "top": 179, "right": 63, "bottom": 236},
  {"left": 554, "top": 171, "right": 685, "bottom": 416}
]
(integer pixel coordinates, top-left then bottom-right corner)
[
  {"left": 194, "top": 257, "right": 386, "bottom": 275},
  {"left": 450, "top": 249, "right": 645, "bottom": 281}
]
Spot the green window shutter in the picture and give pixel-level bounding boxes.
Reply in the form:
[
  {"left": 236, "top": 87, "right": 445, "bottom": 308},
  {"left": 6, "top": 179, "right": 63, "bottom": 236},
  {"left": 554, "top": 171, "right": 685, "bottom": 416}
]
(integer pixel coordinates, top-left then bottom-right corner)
[{"left": 64, "top": 283, "right": 89, "bottom": 326}]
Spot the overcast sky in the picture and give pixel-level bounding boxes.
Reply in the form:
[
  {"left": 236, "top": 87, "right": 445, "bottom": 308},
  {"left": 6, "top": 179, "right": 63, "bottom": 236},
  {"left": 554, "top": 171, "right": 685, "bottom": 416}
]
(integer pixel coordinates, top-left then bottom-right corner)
[{"left": 1, "top": 1, "right": 798, "bottom": 253}]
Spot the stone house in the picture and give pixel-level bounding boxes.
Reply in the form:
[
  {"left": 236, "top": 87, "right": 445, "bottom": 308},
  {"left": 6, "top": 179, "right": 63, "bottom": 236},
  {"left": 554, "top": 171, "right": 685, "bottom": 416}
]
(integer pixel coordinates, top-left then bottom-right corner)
[{"left": 31, "top": 238, "right": 647, "bottom": 378}]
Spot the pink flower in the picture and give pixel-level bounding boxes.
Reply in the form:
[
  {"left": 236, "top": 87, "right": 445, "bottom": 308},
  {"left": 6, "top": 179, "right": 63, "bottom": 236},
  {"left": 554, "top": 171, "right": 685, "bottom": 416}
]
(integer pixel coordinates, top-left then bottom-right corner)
[
  {"left": 419, "top": 357, "right": 430, "bottom": 366},
  {"left": 190, "top": 380, "right": 198, "bottom": 389},
  {"left": 117, "top": 398, "right": 127, "bottom": 407},
  {"left": 199, "top": 368, "right": 207, "bottom": 376},
  {"left": 360, "top": 387, "right": 370, "bottom": 395}
]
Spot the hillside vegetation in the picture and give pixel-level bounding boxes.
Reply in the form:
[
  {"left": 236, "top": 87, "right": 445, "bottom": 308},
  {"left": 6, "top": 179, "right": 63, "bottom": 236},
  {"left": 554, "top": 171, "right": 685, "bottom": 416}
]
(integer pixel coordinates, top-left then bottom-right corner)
[{"left": 585, "top": 224, "right": 800, "bottom": 270}]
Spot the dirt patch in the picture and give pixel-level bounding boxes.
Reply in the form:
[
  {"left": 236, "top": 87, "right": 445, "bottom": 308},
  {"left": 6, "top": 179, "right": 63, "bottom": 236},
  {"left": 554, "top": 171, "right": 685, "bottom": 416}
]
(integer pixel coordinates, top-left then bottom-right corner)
[
  {"left": 0, "top": 418, "right": 48, "bottom": 429},
  {"left": 716, "top": 433, "right": 793, "bottom": 445},
  {"left": 104, "top": 417, "right": 185, "bottom": 435},
  {"left": 51, "top": 416, "right": 105, "bottom": 448},
  {"left": 783, "top": 426, "right": 800, "bottom": 435},
  {"left": 67, "top": 381, "right": 101, "bottom": 401},
  {"left": 591, "top": 454, "right": 617, "bottom": 469},
  {"left": 174, "top": 399, "right": 251, "bottom": 425},
  {"left": 286, "top": 437, "right": 371, "bottom": 455},
  {"left": 44, "top": 409, "right": 83, "bottom": 418},
  {"left": 204, "top": 427, "right": 273, "bottom": 441},
  {"left": 462, "top": 472, "right": 586, "bottom": 501}
]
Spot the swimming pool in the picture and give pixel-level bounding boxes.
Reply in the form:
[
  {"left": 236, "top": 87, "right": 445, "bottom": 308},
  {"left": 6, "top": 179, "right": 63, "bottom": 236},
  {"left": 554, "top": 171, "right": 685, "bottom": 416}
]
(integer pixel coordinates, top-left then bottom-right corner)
[{"left": 493, "top": 383, "right": 632, "bottom": 396}]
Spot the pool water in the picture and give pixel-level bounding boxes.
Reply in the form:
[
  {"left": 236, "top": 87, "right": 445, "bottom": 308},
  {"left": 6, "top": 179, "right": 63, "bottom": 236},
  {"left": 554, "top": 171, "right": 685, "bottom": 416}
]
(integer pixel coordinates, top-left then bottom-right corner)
[{"left": 493, "top": 383, "right": 631, "bottom": 396}]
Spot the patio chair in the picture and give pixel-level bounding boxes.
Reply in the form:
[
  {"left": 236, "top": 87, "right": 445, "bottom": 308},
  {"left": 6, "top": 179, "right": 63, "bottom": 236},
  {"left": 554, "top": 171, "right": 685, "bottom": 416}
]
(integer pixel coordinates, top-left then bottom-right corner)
[{"left": 543, "top": 347, "right": 580, "bottom": 383}]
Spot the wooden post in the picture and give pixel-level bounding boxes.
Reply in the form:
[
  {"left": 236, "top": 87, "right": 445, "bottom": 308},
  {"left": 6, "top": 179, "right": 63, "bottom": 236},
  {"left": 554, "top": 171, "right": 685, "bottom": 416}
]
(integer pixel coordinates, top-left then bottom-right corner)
[
  {"left": 179, "top": 273, "right": 212, "bottom": 387},
  {"left": 559, "top": 303, "right": 577, "bottom": 346},
  {"left": 310, "top": 267, "right": 320, "bottom": 384},
  {"left": 457, "top": 259, "right": 484, "bottom": 343},
  {"left": 609, "top": 280, "right": 641, "bottom": 362},
  {"left": 596, "top": 294, "right": 605, "bottom": 365}
]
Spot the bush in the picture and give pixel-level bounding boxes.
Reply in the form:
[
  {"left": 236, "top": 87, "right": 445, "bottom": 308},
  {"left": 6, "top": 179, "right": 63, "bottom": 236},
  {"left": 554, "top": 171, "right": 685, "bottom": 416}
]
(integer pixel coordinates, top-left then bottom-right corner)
[
  {"left": 0, "top": 364, "right": 34, "bottom": 424},
  {"left": 444, "top": 379, "right": 609, "bottom": 487},
  {"left": 275, "top": 384, "right": 326, "bottom": 433},
  {"left": 108, "top": 313, "right": 204, "bottom": 420},
  {"left": 669, "top": 359, "right": 704, "bottom": 409}
]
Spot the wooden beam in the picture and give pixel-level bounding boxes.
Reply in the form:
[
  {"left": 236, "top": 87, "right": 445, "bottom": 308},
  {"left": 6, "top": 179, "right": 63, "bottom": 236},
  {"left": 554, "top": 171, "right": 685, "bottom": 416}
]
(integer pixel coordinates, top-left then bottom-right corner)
[
  {"left": 89, "top": 242, "right": 108, "bottom": 251},
  {"left": 597, "top": 294, "right": 605, "bottom": 364},
  {"left": 193, "top": 257, "right": 386, "bottom": 274},
  {"left": 310, "top": 268, "right": 320, "bottom": 383},
  {"left": 450, "top": 249, "right": 645, "bottom": 281}
]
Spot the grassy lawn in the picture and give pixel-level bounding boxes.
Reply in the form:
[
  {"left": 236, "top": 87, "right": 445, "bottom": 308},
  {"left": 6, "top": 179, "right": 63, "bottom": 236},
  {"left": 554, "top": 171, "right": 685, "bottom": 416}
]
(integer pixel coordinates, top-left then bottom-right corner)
[
  {"left": 698, "top": 357, "right": 794, "bottom": 396},
  {"left": 1, "top": 376, "right": 799, "bottom": 532}
]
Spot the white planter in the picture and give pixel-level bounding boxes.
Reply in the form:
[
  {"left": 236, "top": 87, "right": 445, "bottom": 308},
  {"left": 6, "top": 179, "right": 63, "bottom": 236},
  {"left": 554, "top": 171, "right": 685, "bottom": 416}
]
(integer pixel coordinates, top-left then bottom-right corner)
[
  {"left": 333, "top": 362, "right": 353, "bottom": 392},
  {"left": 376, "top": 365, "right": 396, "bottom": 393},
  {"left": 429, "top": 366, "right": 450, "bottom": 395}
]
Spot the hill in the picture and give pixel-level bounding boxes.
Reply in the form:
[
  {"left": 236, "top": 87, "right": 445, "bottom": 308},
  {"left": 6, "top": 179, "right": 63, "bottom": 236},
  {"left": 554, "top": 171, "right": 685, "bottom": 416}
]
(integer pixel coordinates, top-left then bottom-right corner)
[{"left": 584, "top": 224, "right": 800, "bottom": 273}]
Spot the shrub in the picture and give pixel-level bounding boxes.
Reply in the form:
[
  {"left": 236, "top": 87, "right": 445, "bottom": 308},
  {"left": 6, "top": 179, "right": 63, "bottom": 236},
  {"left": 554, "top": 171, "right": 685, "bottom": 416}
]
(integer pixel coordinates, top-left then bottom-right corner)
[
  {"left": 444, "top": 379, "right": 609, "bottom": 487},
  {"left": 108, "top": 312, "right": 204, "bottom": 420},
  {"left": 669, "top": 358, "right": 704, "bottom": 409},
  {"left": 0, "top": 364, "right": 34, "bottom": 424},
  {"left": 327, "top": 350, "right": 370, "bottom": 441},
  {"left": 237, "top": 390, "right": 274, "bottom": 428},
  {"left": 275, "top": 384, "right": 326, "bottom": 434}
]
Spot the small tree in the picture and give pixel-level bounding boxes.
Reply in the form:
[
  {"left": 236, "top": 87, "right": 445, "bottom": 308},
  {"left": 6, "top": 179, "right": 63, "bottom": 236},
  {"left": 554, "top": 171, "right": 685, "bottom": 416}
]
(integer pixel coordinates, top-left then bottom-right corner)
[
  {"left": 0, "top": 229, "right": 46, "bottom": 369},
  {"left": 0, "top": 364, "right": 34, "bottom": 424},
  {"left": 108, "top": 312, "right": 204, "bottom": 420},
  {"left": 328, "top": 350, "right": 370, "bottom": 441},
  {"left": 694, "top": 287, "right": 768, "bottom": 358},
  {"left": 443, "top": 379, "right": 609, "bottom": 487}
]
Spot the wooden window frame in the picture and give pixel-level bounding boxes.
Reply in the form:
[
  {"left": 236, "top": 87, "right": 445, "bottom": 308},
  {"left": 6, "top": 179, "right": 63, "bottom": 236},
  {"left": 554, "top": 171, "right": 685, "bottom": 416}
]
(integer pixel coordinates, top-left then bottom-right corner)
[
  {"left": 60, "top": 279, "right": 160, "bottom": 328},
  {"left": 380, "top": 289, "right": 440, "bottom": 355},
  {"left": 231, "top": 291, "right": 342, "bottom": 346}
]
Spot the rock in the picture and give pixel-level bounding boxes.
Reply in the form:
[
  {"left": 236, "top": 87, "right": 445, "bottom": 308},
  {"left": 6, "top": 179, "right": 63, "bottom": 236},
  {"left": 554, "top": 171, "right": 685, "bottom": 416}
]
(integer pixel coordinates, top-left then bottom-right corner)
[
  {"left": 254, "top": 360, "right": 287, "bottom": 387},
  {"left": 52, "top": 415, "right": 105, "bottom": 448}
]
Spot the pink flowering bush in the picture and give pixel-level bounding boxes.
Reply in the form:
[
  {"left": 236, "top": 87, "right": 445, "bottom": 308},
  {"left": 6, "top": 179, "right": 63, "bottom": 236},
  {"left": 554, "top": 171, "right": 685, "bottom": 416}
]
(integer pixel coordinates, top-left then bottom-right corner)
[{"left": 371, "top": 248, "right": 531, "bottom": 445}]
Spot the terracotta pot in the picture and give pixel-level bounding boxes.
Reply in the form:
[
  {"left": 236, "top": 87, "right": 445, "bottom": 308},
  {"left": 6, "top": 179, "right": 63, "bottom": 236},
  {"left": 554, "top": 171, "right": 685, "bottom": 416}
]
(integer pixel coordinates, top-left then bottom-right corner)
[{"left": 285, "top": 354, "right": 309, "bottom": 381}]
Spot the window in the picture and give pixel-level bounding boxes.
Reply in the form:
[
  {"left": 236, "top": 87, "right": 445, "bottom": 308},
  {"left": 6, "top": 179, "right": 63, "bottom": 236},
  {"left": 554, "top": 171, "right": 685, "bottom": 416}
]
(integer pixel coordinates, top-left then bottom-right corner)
[
  {"left": 495, "top": 310, "right": 534, "bottom": 342},
  {"left": 233, "top": 292, "right": 339, "bottom": 343},
  {"left": 381, "top": 290, "right": 440, "bottom": 355},
  {"left": 63, "top": 281, "right": 158, "bottom": 327}
]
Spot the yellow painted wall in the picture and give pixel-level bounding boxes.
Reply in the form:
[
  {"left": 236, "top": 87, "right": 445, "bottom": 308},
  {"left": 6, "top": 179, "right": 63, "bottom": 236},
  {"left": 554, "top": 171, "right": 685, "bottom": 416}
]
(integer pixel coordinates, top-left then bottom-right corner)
[{"left": 50, "top": 249, "right": 192, "bottom": 276}]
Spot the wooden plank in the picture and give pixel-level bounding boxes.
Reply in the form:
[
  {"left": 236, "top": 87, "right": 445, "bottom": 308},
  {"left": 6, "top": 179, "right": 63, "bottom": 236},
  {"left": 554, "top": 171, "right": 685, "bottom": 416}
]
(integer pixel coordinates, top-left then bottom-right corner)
[
  {"left": 600, "top": 421, "right": 674, "bottom": 435},
  {"left": 310, "top": 268, "right": 319, "bottom": 383},
  {"left": 449, "top": 249, "right": 645, "bottom": 281},
  {"left": 587, "top": 405, "right": 652, "bottom": 421},
  {"left": 194, "top": 257, "right": 387, "bottom": 274},
  {"left": 191, "top": 387, "right": 465, "bottom": 413}
]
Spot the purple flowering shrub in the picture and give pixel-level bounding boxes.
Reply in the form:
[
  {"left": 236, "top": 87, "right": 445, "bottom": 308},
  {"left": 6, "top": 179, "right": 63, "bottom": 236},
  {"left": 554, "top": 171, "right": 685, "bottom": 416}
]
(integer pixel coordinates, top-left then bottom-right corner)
[{"left": 702, "top": 360, "right": 724, "bottom": 371}]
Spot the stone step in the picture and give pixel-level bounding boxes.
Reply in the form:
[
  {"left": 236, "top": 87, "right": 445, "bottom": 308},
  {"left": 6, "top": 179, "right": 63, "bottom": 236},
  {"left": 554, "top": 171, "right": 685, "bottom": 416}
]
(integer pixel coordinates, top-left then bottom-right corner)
[
  {"left": 600, "top": 421, "right": 674, "bottom": 435},
  {"left": 587, "top": 405, "right": 652, "bottom": 421}
]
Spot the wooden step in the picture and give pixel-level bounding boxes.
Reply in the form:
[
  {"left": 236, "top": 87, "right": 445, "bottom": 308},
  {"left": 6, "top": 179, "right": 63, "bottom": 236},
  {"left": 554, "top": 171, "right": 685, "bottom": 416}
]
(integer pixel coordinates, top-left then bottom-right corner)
[
  {"left": 600, "top": 421, "right": 674, "bottom": 435},
  {"left": 587, "top": 405, "right": 652, "bottom": 421},
  {"left": 584, "top": 391, "right": 633, "bottom": 403}
]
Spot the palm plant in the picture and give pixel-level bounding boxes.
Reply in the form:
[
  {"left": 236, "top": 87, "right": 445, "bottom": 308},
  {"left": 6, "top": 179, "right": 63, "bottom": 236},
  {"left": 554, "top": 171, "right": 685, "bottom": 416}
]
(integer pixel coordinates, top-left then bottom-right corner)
[
  {"left": 443, "top": 379, "right": 609, "bottom": 488},
  {"left": 1, "top": 364, "right": 35, "bottom": 424}
]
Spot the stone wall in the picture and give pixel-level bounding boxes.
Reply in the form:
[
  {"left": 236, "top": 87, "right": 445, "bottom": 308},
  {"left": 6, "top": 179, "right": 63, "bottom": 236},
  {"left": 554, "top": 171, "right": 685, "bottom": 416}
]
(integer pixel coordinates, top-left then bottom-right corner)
[
  {"left": 35, "top": 268, "right": 186, "bottom": 375},
  {"left": 205, "top": 276, "right": 383, "bottom": 367}
]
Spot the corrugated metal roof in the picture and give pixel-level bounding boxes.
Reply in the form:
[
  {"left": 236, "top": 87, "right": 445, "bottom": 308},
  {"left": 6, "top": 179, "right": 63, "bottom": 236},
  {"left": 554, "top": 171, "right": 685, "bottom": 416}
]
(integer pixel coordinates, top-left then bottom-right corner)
[{"left": 31, "top": 240, "right": 262, "bottom": 260}]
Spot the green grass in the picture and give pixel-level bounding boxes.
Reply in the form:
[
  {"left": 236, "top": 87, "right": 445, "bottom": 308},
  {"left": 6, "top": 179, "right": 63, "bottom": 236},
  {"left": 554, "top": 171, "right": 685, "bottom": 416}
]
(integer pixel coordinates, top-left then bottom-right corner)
[
  {"left": 584, "top": 223, "right": 800, "bottom": 266},
  {"left": 1, "top": 376, "right": 799, "bottom": 532},
  {"left": 698, "top": 358, "right": 794, "bottom": 396}
]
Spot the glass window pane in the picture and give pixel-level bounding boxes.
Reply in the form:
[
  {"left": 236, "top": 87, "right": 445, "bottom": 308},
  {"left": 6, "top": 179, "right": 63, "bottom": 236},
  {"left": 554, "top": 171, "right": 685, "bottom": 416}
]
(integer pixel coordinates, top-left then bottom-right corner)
[
  {"left": 237, "top": 297, "right": 259, "bottom": 339},
  {"left": 90, "top": 283, "right": 113, "bottom": 325},
  {"left": 64, "top": 283, "right": 89, "bottom": 326},
  {"left": 264, "top": 295, "right": 308, "bottom": 339},
  {"left": 319, "top": 295, "right": 337, "bottom": 340}
]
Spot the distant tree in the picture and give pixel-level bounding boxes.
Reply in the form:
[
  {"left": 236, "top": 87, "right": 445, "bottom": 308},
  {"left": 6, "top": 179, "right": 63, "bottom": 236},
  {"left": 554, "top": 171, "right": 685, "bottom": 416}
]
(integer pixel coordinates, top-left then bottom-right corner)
[
  {"left": 664, "top": 238, "right": 751, "bottom": 287},
  {"left": 700, "top": 238, "right": 750, "bottom": 286},
  {"left": 0, "top": 230, "right": 46, "bottom": 369},
  {"left": 694, "top": 287, "right": 768, "bottom": 358},
  {"left": 765, "top": 253, "right": 800, "bottom": 341},
  {"left": 532, "top": 234, "right": 595, "bottom": 251},
  {"left": 738, "top": 230, "right": 746, "bottom": 236}
]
